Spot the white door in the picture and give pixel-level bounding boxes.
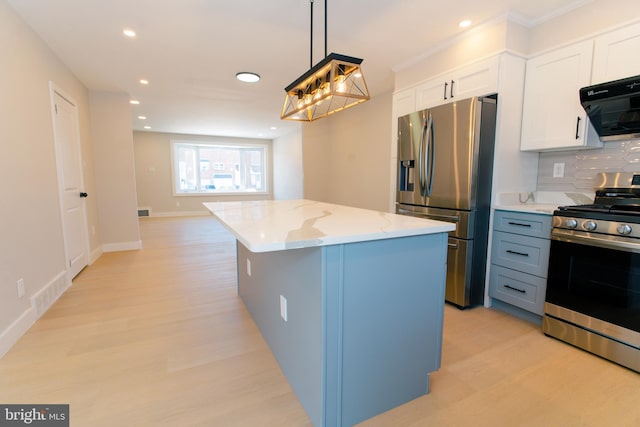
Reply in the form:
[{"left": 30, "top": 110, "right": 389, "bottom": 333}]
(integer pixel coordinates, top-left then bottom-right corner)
[{"left": 52, "top": 89, "right": 89, "bottom": 278}]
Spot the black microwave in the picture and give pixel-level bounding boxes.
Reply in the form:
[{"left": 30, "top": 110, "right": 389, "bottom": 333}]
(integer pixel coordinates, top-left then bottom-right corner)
[{"left": 580, "top": 74, "right": 640, "bottom": 141}]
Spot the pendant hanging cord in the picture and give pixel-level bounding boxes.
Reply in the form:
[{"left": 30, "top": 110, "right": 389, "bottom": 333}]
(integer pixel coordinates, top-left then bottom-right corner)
[
  {"left": 310, "top": 0, "right": 314, "bottom": 68},
  {"left": 324, "top": 0, "right": 327, "bottom": 58}
]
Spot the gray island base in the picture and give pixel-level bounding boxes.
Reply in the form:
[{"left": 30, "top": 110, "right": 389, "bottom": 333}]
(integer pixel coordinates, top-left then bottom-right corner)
[{"left": 204, "top": 200, "right": 453, "bottom": 426}]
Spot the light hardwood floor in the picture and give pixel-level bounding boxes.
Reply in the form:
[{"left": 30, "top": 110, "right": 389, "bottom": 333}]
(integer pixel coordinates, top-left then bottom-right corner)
[{"left": 1, "top": 216, "right": 638, "bottom": 426}]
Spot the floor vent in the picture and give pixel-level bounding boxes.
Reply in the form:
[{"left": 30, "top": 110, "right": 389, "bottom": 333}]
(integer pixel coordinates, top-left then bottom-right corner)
[
  {"left": 138, "top": 208, "right": 151, "bottom": 217},
  {"left": 31, "top": 273, "right": 69, "bottom": 317}
]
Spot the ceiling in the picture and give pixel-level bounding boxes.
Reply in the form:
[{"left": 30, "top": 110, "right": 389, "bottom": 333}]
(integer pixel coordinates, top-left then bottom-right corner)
[{"left": 8, "top": 0, "right": 589, "bottom": 139}]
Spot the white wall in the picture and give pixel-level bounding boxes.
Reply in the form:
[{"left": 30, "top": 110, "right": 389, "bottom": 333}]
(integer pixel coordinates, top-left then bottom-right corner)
[
  {"left": 133, "top": 131, "right": 274, "bottom": 215},
  {"left": 0, "top": 0, "right": 99, "bottom": 356},
  {"left": 273, "top": 129, "right": 304, "bottom": 200},
  {"left": 90, "top": 92, "right": 141, "bottom": 251},
  {"left": 394, "top": 19, "right": 529, "bottom": 91},
  {"left": 528, "top": 0, "right": 640, "bottom": 55},
  {"left": 303, "top": 91, "right": 393, "bottom": 212}
]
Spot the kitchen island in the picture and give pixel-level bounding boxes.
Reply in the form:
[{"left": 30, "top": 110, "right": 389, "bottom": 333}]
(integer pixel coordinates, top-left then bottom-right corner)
[{"left": 204, "top": 200, "right": 455, "bottom": 426}]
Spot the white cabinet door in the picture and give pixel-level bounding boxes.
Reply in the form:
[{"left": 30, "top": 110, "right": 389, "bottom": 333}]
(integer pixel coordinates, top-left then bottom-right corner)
[
  {"left": 392, "top": 89, "right": 416, "bottom": 119},
  {"left": 415, "top": 77, "right": 450, "bottom": 111},
  {"left": 520, "top": 40, "right": 602, "bottom": 151},
  {"left": 592, "top": 22, "right": 640, "bottom": 84},
  {"left": 415, "top": 57, "right": 499, "bottom": 110},
  {"left": 450, "top": 57, "right": 499, "bottom": 102}
]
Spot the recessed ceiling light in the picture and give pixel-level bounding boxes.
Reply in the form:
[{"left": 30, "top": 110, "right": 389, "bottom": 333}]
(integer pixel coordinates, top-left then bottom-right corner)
[
  {"left": 130, "top": 99, "right": 140, "bottom": 105},
  {"left": 138, "top": 116, "right": 147, "bottom": 120},
  {"left": 236, "top": 72, "right": 260, "bottom": 83},
  {"left": 139, "top": 79, "right": 149, "bottom": 85},
  {"left": 123, "top": 28, "right": 136, "bottom": 38},
  {"left": 459, "top": 20, "right": 472, "bottom": 28},
  {"left": 143, "top": 126, "right": 151, "bottom": 130},
  {"left": 270, "top": 126, "right": 277, "bottom": 131}
]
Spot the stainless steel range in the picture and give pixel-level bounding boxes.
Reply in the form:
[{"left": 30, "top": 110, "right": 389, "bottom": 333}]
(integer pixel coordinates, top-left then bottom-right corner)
[{"left": 544, "top": 172, "right": 640, "bottom": 372}]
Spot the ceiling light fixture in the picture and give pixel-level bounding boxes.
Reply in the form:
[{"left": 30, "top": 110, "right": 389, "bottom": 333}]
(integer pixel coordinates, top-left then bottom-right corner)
[
  {"left": 459, "top": 20, "right": 472, "bottom": 28},
  {"left": 123, "top": 28, "right": 136, "bottom": 38},
  {"left": 236, "top": 72, "right": 261, "bottom": 83},
  {"left": 138, "top": 116, "right": 147, "bottom": 120},
  {"left": 281, "top": 0, "right": 369, "bottom": 122},
  {"left": 130, "top": 99, "right": 140, "bottom": 105},
  {"left": 139, "top": 79, "right": 149, "bottom": 85}
]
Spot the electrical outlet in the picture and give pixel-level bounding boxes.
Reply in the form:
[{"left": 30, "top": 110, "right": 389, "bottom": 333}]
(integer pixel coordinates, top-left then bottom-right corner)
[
  {"left": 176, "top": 201, "right": 181, "bottom": 207},
  {"left": 246, "top": 259, "right": 252, "bottom": 277},
  {"left": 280, "top": 295, "right": 288, "bottom": 322},
  {"left": 17, "top": 279, "right": 25, "bottom": 298},
  {"left": 553, "top": 162, "right": 565, "bottom": 178}
]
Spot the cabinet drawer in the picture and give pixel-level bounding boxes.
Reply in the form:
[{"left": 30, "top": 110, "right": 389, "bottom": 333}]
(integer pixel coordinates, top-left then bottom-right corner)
[
  {"left": 491, "top": 231, "right": 550, "bottom": 277},
  {"left": 489, "top": 265, "right": 546, "bottom": 315},
  {"left": 493, "top": 210, "right": 552, "bottom": 238}
]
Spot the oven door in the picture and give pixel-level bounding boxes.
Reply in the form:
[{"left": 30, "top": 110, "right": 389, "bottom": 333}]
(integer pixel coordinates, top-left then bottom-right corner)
[{"left": 546, "top": 230, "right": 640, "bottom": 345}]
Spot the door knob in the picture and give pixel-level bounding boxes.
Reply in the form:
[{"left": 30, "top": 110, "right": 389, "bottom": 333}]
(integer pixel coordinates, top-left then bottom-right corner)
[{"left": 80, "top": 192, "right": 88, "bottom": 198}]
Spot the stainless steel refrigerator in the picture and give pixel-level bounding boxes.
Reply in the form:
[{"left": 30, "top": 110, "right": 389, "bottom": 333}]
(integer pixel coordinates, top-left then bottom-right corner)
[{"left": 396, "top": 96, "right": 497, "bottom": 308}]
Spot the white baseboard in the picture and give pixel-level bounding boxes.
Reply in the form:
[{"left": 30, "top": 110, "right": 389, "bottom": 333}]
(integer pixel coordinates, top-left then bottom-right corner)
[
  {"left": 89, "top": 246, "right": 103, "bottom": 265},
  {"left": 150, "top": 210, "right": 210, "bottom": 217},
  {"left": 0, "top": 306, "right": 37, "bottom": 358},
  {"left": 0, "top": 270, "right": 68, "bottom": 358},
  {"left": 102, "top": 240, "right": 142, "bottom": 252}
]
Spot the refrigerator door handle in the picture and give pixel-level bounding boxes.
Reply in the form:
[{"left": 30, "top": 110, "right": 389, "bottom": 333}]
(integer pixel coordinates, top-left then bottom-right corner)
[
  {"left": 396, "top": 208, "right": 460, "bottom": 222},
  {"left": 426, "top": 115, "right": 435, "bottom": 197},
  {"left": 419, "top": 118, "right": 429, "bottom": 198}
]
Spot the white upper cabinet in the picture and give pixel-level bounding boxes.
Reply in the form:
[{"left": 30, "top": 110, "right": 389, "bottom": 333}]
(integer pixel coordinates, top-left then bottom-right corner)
[
  {"left": 392, "top": 89, "right": 417, "bottom": 120},
  {"left": 393, "top": 57, "right": 500, "bottom": 118},
  {"left": 415, "top": 57, "right": 499, "bottom": 111},
  {"left": 415, "top": 78, "right": 451, "bottom": 111},
  {"left": 450, "top": 58, "right": 500, "bottom": 103},
  {"left": 520, "top": 40, "right": 602, "bottom": 151},
  {"left": 592, "top": 22, "right": 640, "bottom": 84}
]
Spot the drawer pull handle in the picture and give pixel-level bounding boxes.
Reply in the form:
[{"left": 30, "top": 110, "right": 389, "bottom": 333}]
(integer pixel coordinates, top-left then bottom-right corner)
[
  {"left": 506, "top": 249, "right": 529, "bottom": 257},
  {"left": 507, "top": 221, "right": 532, "bottom": 227},
  {"left": 504, "top": 284, "right": 526, "bottom": 294}
]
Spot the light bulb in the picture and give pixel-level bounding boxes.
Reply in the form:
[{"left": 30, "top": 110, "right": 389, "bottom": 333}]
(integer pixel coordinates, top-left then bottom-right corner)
[{"left": 336, "top": 75, "right": 347, "bottom": 93}]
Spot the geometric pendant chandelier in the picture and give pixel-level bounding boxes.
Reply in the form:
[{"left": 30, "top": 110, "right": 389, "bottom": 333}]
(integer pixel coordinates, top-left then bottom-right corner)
[{"left": 281, "top": 0, "right": 370, "bottom": 121}]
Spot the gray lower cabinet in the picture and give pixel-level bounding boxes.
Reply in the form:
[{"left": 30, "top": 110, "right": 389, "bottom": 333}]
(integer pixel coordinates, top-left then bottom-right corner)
[
  {"left": 236, "top": 232, "right": 448, "bottom": 427},
  {"left": 489, "top": 210, "right": 552, "bottom": 315}
]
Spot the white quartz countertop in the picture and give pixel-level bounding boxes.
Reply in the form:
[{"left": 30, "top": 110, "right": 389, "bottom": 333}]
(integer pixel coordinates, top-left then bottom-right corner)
[
  {"left": 204, "top": 199, "right": 455, "bottom": 252},
  {"left": 494, "top": 191, "right": 595, "bottom": 216}
]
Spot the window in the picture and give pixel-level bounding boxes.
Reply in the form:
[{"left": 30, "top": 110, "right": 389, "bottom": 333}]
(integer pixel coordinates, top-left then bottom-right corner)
[{"left": 172, "top": 140, "right": 268, "bottom": 194}]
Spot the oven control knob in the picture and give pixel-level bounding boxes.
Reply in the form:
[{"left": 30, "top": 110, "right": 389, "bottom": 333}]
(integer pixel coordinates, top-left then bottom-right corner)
[
  {"left": 565, "top": 219, "right": 578, "bottom": 229},
  {"left": 583, "top": 221, "right": 597, "bottom": 231},
  {"left": 617, "top": 224, "right": 632, "bottom": 235}
]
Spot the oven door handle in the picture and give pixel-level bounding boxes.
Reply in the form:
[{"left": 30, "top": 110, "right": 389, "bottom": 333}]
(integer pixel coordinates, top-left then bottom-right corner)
[{"left": 551, "top": 229, "right": 640, "bottom": 253}]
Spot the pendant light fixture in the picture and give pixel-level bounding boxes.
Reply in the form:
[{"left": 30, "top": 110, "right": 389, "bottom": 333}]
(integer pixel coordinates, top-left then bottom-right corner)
[{"left": 281, "top": 0, "right": 370, "bottom": 121}]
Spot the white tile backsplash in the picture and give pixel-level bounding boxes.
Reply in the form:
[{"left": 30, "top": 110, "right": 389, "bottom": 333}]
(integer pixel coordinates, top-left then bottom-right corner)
[{"left": 537, "top": 139, "right": 640, "bottom": 192}]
